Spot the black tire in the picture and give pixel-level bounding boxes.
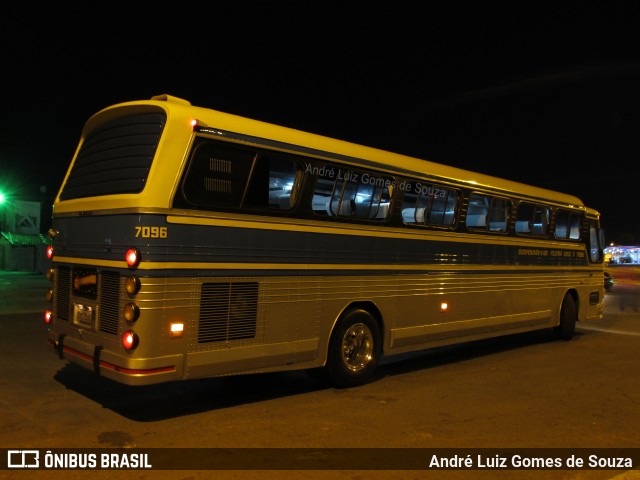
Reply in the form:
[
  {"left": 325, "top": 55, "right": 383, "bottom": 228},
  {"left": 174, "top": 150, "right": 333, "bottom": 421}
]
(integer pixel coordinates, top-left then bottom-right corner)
[
  {"left": 555, "top": 293, "right": 577, "bottom": 341},
  {"left": 325, "top": 308, "right": 382, "bottom": 388}
]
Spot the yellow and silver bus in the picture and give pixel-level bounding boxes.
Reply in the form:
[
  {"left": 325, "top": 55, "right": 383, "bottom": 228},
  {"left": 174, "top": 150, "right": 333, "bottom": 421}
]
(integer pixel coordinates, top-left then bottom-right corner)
[{"left": 44, "top": 94, "right": 606, "bottom": 387}]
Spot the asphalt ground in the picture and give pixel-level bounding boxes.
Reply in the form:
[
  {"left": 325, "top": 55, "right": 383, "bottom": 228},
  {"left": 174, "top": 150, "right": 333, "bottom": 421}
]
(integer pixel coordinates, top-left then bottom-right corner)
[
  {"left": 1, "top": 269, "right": 638, "bottom": 480},
  {"left": 0, "top": 270, "right": 50, "bottom": 315}
]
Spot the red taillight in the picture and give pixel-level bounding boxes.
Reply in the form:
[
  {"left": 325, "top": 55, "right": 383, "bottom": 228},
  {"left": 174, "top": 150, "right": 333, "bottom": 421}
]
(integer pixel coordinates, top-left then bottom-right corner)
[
  {"left": 122, "top": 331, "right": 139, "bottom": 350},
  {"left": 44, "top": 310, "right": 52, "bottom": 324},
  {"left": 125, "top": 248, "right": 141, "bottom": 268},
  {"left": 46, "top": 246, "right": 54, "bottom": 259}
]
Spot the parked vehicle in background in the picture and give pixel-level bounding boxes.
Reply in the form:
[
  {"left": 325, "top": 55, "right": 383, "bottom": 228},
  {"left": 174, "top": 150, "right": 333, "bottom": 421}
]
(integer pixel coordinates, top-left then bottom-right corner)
[{"left": 604, "top": 271, "right": 614, "bottom": 291}]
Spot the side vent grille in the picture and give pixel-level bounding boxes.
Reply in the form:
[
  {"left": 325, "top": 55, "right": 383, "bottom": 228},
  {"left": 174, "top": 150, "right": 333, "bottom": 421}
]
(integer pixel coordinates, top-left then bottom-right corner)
[
  {"left": 56, "top": 266, "right": 71, "bottom": 321},
  {"left": 98, "top": 271, "right": 120, "bottom": 335},
  {"left": 199, "top": 282, "right": 258, "bottom": 343}
]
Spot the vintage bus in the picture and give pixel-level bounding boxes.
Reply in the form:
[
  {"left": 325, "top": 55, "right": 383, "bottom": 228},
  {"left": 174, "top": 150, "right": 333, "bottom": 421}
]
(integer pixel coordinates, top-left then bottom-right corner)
[{"left": 44, "top": 94, "right": 606, "bottom": 388}]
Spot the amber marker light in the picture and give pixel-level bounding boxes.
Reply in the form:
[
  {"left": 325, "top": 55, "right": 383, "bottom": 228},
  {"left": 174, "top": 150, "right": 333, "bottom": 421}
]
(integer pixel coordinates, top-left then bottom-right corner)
[
  {"left": 46, "top": 267, "right": 55, "bottom": 281},
  {"left": 169, "top": 322, "right": 185, "bottom": 338},
  {"left": 440, "top": 302, "right": 448, "bottom": 312},
  {"left": 125, "top": 247, "right": 141, "bottom": 268},
  {"left": 125, "top": 275, "right": 141, "bottom": 296},
  {"left": 122, "top": 331, "right": 139, "bottom": 350},
  {"left": 124, "top": 303, "right": 140, "bottom": 322},
  {"left": 190, "top": 118, "right": 207, "bottom": 128}
]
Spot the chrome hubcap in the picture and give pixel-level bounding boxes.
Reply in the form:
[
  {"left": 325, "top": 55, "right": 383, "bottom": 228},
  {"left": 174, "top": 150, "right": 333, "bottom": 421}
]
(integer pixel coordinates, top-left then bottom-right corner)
[{"left": 341, "top": 322, "right": 374, "bottom": 372}]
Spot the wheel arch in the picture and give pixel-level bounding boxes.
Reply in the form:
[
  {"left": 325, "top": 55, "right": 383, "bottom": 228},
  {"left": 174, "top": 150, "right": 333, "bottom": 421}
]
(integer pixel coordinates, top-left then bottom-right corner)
[
  {"left": 334, "top": 300, "right": 384, "bottom": 340},
  {"left": 322, "top": 300, "right": 384, "bottom": 387},
  {"left": 564, "top": 288, "right": 580, "bottom": 320},
  {"left": 554, "top": 288, "right": 579, "bottom": 341}
]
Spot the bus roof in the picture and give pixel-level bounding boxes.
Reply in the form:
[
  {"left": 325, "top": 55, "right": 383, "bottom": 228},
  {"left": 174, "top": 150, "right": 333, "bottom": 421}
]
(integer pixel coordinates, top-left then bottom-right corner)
[{"left": 69, "top": 94, "right": 586, "bottom": 210}]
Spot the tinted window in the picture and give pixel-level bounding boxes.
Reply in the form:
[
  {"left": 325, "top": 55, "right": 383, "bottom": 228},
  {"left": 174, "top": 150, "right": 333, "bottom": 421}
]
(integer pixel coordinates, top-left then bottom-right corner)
[
  {"left": 310, "top": 164, "right": 392, "bottom": 220},
  {"left": 555, "top": 209, "right": 583, "bottom": 240},
  {"left": 401, "top": 182, "right": 458, "bottom": 226},
  {"left": 178, "top": 141, "right": 302, "bottom": 211},
  {"left": 516, "top": 202, "right": 549, "bottom": 236}
]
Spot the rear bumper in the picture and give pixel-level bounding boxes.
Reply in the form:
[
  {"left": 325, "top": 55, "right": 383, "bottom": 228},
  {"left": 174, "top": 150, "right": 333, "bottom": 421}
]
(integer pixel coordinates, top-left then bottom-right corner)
[{"left": 47, "top": 332, "right": 184, "bottom": 386}]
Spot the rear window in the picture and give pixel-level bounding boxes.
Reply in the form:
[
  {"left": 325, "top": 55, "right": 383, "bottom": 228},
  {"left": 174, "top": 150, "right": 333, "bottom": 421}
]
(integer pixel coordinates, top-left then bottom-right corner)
[{"left": 59, "top": 112, "right": 165, "bottom": 200}]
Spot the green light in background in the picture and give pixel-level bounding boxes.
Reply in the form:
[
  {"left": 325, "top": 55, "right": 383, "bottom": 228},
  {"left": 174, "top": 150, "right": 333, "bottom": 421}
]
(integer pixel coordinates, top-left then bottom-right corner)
[{"left": 0, "top": 191, "right": 5, "bottom": 204}]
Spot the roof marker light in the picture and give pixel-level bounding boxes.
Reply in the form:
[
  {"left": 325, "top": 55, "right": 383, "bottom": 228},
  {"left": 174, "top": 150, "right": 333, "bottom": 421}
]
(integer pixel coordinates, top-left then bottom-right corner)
[{"left": 190, "top": 118, "right": 207, "bottom": 128}]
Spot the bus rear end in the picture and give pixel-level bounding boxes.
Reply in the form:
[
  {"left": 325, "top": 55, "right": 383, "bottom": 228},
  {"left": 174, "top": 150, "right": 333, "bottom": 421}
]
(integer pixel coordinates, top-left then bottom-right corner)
[{"left": 45, "top": 96, "right": 195, "bottom": 386}]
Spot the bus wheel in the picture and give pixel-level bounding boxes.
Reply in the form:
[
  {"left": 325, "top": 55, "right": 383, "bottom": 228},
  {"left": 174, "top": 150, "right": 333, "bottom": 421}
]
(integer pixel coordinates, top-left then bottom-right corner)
[
  {"left": 326, "top": 308, "right": 381, "bottom": 388},
  {"left": 554, "top": 293, "right": 577, "bottom": 341}
]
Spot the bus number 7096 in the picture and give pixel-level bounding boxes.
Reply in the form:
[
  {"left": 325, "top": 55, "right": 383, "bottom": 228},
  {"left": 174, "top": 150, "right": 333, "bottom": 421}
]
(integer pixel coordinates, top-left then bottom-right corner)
[{"left": 134, "top": 226, "right": 168, "bottom": 239}]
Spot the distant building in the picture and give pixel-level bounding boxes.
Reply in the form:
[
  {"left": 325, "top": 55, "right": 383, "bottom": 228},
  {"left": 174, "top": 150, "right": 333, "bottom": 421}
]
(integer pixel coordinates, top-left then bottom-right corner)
[
  {"left": 0, "top": 199, "right": 50, "bottom": 272},
  {"left": 604, "top": 245, "right": 640, "bottom": 265}
]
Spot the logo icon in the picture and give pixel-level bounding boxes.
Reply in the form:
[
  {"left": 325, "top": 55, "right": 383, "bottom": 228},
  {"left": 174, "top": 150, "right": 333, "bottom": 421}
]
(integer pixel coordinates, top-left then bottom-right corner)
[{"left": 7, "top": 450, "right": 39, "bottom": 468}]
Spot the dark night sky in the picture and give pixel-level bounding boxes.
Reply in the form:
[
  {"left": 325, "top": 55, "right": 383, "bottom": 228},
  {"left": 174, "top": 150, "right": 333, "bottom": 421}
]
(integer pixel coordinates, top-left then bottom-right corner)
[{"left": 2, "top": 3, "right": 640, "bottom": 243}]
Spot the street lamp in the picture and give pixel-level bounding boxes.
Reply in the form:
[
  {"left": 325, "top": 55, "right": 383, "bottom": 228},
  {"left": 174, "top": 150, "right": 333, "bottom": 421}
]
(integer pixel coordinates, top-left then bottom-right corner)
[
  {"left": 0, "top": 188, "right": 15, "bottom": 232},
  {"left": 0, "top": 190, "right": 6, "bottom": 231}
]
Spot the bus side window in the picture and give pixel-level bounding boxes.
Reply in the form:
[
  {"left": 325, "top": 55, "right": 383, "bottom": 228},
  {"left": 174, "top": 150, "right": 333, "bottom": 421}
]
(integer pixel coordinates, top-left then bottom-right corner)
[
  {"left": 428, "top": 187, "right": 458, "bottom": 226},
  {"left": 556, "top": 209, "right": 583, "bottom": 240},
  {"left": 180, "top": 141, "right": 255, "bottom": 208},
  {"left": 246, "top": 154, "right": 302, "bottom": 210},
  {"left": 311, "top": 165, "right": 392, "bottom": 221},
  {"left": 555, "top": 210, "right": 569, "bottom": 238},
  {"left": 569, "top": 213, "right": 582, "bottom": 239},
  {"left": 466, "top": 193, "right": 489, "bottom": 229},
  {"left": 401, "top": 182, "right": 428, "bottom": 225},
  {"left": 488, "top": 197, "right": 511, "bottom": 232},
  {"left": 516, "top": 202, "right": 549, "bottom": 236},
  {"left": 531, "top": 206, "right": 549, "bottom": 235},
  {"left": 311, "top": 164, "right": 339, "bottom": 216},
  {"left": 402, "top": 182, "right": 458, "bottom": 227},
  {"left": 332, "top": 176, "right": 360, "bottom": 216},
  {"left": 589, "top": 223, "right": 602, "bottom": 262},
  {"left": 341, "top": 173, "right": 392, "bottom": 220},
  {"left": 178, "top": 142, "right": 302, "bottom": 212}
]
